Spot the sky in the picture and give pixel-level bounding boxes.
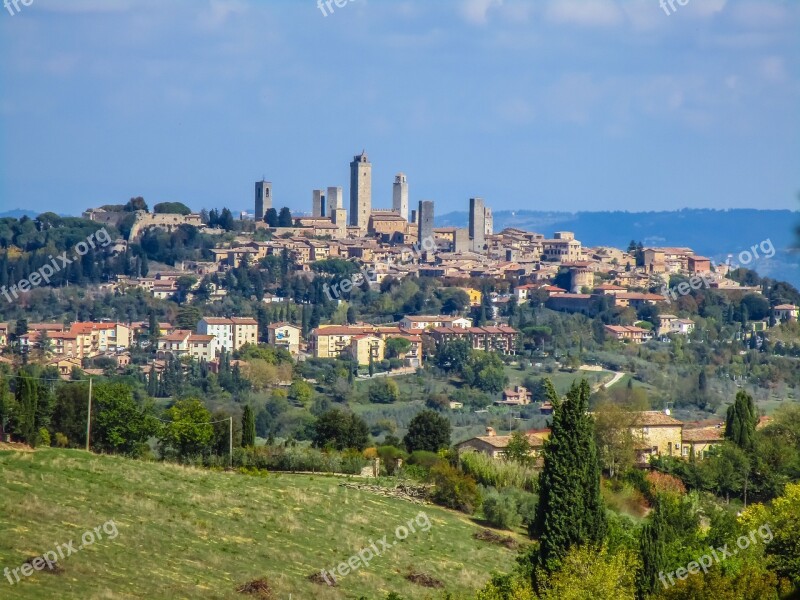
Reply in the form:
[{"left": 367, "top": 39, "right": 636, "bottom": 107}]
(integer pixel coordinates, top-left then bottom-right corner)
[{"left": 1, "top": 0, "right": 798, "bottom": 217}]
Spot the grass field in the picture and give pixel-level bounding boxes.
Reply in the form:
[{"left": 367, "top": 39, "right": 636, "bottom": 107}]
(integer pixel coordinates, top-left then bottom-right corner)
[{"left": 0, "top": 448, "right": 520, "bottom": 600}]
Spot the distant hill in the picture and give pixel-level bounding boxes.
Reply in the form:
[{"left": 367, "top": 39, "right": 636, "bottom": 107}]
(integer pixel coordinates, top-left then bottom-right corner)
[
  {"left": 437, "top": 208, "right": 800, "bottom": 287},
  {"left": 0, "top": 208, "right": 39, "bottom": 219}
]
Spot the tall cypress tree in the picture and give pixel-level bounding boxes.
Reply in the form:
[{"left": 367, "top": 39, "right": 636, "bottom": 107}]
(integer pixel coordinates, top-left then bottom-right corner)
[
  {"left": 531, "top": 379, "right": 606, "bottom": 578},
  {"left": 725, "top": 390, "right": 758, "bottom": 450},
  {"left": 636, "top": 498, "right": 669, "bottom": 599},
  {"left": 241, "top": 405, "right": 256, "bottom": 448}
]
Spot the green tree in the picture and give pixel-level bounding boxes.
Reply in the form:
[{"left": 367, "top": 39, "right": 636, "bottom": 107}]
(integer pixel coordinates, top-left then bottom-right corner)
[
  {"left": 277, "top": 207, "right": 293, "bottom": 227},
  {"left": 264, "top": 207, "right": 278, "bottom": 227},
  {"left": 176, "top": 305, "right": 202, "bottom": 330},
  {"left": 505, "top": 430, "right": 533, "bottom": 465},
  {"left": 636, "top": 498, "right": 669, "bottom": 599},
  {"left": 435, "top": 339, "right": 471, "bottom": 372},
  {"left": 12, "top": 372, "right": 38, "bottom": 445},
  {"left": 725, "top": 390, "right": 758, "bottom": 450},
  {"left": 288, "top": 380, "right": 313, "bottom": 405},
  {"left": 312, "top": 408, "right": 369, "bottom": 451},
  {"left": 384, "top": 337, "right": 411, "bottom": 359},
  {"left": 532, "top": 380, "right": 606, "bottom": 576},
  {"left": 367, "top": 378, "right": 400, "bottom": 404},
  {"left": 158, "top": 398, "right": 215, "bottom": 460},
  {"left": 241, "top": 405, "right": 256, "bottom": 448},
  {"left": 403, "top": 409, "right": 451, "bottom": 453},
  {"left": 92, "top": 382, "right": 158, "bottom": 456}
]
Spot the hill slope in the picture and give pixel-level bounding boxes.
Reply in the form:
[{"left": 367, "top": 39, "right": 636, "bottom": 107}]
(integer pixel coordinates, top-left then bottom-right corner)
[{"left": 0, "top": 448, "right": 517, "bottom": 599}]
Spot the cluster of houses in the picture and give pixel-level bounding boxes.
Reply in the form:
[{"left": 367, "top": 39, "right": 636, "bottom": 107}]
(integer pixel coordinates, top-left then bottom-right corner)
[{"left": 457, "top": 409, "right": 771, "bottom": 465}]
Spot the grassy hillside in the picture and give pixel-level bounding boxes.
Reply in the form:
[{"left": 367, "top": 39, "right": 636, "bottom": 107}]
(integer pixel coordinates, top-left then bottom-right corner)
[{"left": 0, "top": 448, "right": 519, "bottom": 599}]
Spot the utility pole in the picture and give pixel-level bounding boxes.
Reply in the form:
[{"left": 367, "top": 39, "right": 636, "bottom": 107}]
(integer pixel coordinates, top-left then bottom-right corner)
[
  {"left": 229, "top": 416, "right": 233, "bottom": 468},
  {"left": 85, "top": 378, "right": 93, "bottom": 452}
]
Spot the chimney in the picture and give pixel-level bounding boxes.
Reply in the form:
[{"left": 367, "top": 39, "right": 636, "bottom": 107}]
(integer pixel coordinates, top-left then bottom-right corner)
[{"left": 485, "top": 427, "right": 496, "bottom": 437}]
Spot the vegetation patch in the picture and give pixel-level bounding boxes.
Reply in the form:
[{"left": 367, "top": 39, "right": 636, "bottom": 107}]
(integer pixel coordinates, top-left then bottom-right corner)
[
  {"left": 235, "top": 578, "right": 272, "bottom": 598},
  {"left": 473, "top": 528, "right": 520, "bottom": 550}
]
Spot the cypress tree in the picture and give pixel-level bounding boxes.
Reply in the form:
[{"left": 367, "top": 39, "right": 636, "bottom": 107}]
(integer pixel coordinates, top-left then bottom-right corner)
[
  {"left": 241, "top": 405, "right": 256, "bottom": 448},
  {"left": 531, "top": 379, "right": 606, "bottom": 578},
  {"left": 636, "top": 498, "right": 669, "bottom": 599},
  {"left": 725, "top": 389, "right": 758, "bottom": 450}
]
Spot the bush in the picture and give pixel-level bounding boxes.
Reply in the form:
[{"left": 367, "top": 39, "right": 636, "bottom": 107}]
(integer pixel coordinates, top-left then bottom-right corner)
[
  {"left": 377, "top": 445, "right": 407, "bottom": 475},
  {"left": 408, "top": 450, "right": 442, "bottom": 469},
  {"left": 206, "top": 445, "right": 368, "bottom": 474},
  {"left": 460, "top": 449, "right": 538, "bottom": 492},
  {"left": 430, "top": 462, "right": 481, "bottom": 514},
  {"left": 54, "top": 432, "right": 69, "bottom": 448},
  {"left": 37, "top": 428, "right": 51, "bottom": 448},
  {"left": 482, "top": 487, "right": 521, "bottom": 530}
]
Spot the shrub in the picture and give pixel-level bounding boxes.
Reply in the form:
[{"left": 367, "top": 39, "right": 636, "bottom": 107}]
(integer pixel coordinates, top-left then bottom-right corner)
[
  {"left": 460, "top": 449, "right": 538, "bottom": 492},
  {"left": 38, "top": 428, "right": 51, "bottom": 448},
  {"left": 377, "top": 445, "right": 408, "bottom": 476},
  {"left": 408, "top": 450, "right": 442, "bottom": 469},
  {"left": 646, "top": 471, "right": 687, "bottom": 497},
  {"left": 54, "top": 432, "right": 69, "bottom": 448},
  {"left": 482, "top": 488, "right": 521, "bottom": 530},
  {"left": 430, "top": 462, "right": 481, "bottom": 514}
]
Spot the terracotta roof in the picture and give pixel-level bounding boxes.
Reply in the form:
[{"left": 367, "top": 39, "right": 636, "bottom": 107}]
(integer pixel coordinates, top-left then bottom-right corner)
[
  {"left": 633, "top": 411, "right": 684, "bottom": 427},
  {"left": 682, "top": 427, "right": 724, "bottom": 442}
]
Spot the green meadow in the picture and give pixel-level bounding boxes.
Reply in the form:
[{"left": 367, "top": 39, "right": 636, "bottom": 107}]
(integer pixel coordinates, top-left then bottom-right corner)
[{"left": 0, "top": 448, "right": 520, "bottom": 599}]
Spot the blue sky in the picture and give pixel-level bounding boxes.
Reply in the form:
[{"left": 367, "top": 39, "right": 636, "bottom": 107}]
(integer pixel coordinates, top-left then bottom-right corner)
[{"left": 1, "top": 0, "right": 798, "bottom": 217}]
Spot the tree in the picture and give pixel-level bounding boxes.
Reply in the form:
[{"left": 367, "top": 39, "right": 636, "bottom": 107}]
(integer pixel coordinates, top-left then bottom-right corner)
[
  {"left": 636, "top": 498, "right": 669, "bottom": 599},
  {"left": 92, "top": 382, "right": 158, "bottom": 456},
  {"left": 124, "top": 196, "right": 148, "bottom": 212},
  {"left": 367, "top": 378, "right": 400, "bottom": 404},
  {"left": 404, "top": 409, "right": 451, "bottom": 453},
  {"left": 50, "top": 382, "right": 89, "bottom": 446},
  {"left": 540, "top": 545, "right": 638, "bottom": 600},
  {"left": 264, "top": 207, "right": 278, "bottom": 227},
  {"left": 384, "top": 337, "right": 411, "bottom": 360},
  {"left": 288, "top": 380, "right": 313, "bottom": 406},
  {"left": 725, "top": 390, "right": 758, "bottom": 450},
  {"left": 277, "top": 207, "right": 293, "bottom": 227},
  {"left": 593, "top": 401, "right": 637, "bottom": 478},
  {"left": 12, "top": 372, "right": 38, "bottom": 444},
  {"left": 532, "top": 380, "right": 606, "bottom": 577},
  {"left": 176, "top": 305, "right": 202, "bottom": 330},
  {"left": 241, "top": 405, "right": 256, "bottom": 448},
  {"left": 312, "top": 408, "right": 369, "bottom": 451},
  {"left": 505, "top": 431, "right": 532, "bottom": 465},
  {"left": 435, "top": 339, "right": 471, "bottom": 372},
  {"left": 153, "top": 201, "right": 191, "bottom": 215},
  {"left": 158, "top": 398, "right": 214, "bottom": 460}
]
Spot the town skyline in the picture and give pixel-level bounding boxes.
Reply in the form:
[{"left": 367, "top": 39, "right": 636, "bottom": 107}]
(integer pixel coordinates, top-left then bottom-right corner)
[{"left": 2, "top": 0, "right": 798, "bottom": 216}]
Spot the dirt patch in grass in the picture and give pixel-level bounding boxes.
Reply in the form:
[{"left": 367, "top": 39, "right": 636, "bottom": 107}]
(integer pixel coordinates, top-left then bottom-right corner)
[
  {"left": 308, "top": 571, "right": 336, "bottom": 586},
  {"left": 22, "top": 556, "right": 64, "bottom": 575},
  {"left": 473, "top": 528, "right": 519, "bottom": 550},
  {"left": 406, "top": 570, "right": 444, "bottom": 588},
  {"left": 236, "top": 578, "right": 273, "bottom": 598}
]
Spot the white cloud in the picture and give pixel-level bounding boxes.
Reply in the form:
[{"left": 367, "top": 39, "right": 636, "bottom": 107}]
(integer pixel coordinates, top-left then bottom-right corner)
[
  {"left": 460, "top": 0, "right": 503, "bottom": 25},
  {"left": 544, "top": 0, "right": 623, "bottom": 27},
  {"left": 760, "top": 56, "right": 787, "bottom": 84}
]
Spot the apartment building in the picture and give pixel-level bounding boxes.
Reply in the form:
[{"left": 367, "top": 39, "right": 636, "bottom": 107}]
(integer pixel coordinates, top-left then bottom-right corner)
[{"left": 197, "top": 317, "right": 258, "bottom": 352}]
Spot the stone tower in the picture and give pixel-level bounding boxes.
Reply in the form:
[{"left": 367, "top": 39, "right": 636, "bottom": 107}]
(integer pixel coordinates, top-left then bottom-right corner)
[
  {"left": 349, "top": 151, "right": 372, "bottom": 230},
  {"left": 327, "top": 186, "right": 343, "bottom": 218},
  {"left": 255, "top": 180, "right": 272, "bottom": 221},
  {"left": 469, "top": 197, "right": 485, "bottom": 253},
  {"left": 392, "top": 173, "right": 408, "bottom": 222},
  {"left": 418, "top": 200, "right": 434, "bottom": 246}
]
